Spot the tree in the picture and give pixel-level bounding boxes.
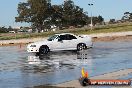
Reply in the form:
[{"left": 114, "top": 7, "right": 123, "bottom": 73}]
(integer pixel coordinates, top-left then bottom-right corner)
[
  {"left": 8, "top": 26, "right": 13, "bottom": 31},
  {"left": 98, "top": 15, "right": 104, "bottom": 23},
  {"left": 72, "top": 6, "right": 88, "bottom": 27},
  {"left": 122, "top": 12, "right": 130, "bottom": 20},
  {"left": 15, "top": 0, "right": 51, "bottom": 32},
  {"left": 62, "top": 0, "right": 88, "bottom": 27},
  {"left": 0, "top": 26, "right": 8, "bottom": 33},
  {"left": 86, "top": 15, "right": 104, "bottom": 26},
  {"left": 16, "top": 0, "right": 104, "bottom": 31},
  {"left": 109, "top": 19, "right": 116, "bottom": 24},
  {"left": 62, "top": 0, "right": 75, "bottom": 27},
  {"left": 48, "top": 5, "right": 63, "bottom": 29},
  {"left": 121, "top": 12, "right": 132, "bottom": 22}
]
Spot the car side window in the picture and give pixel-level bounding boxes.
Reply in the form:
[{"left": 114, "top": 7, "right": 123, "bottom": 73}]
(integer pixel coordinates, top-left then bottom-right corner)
[
  {"left": 58, "top": 35, "right": 67, "bottom": 40},
  {"left": 58, "top": 34, "right": 77, "bottom": 41},
  {"left": 66, "top": 34, "right": 77, "bottom": 40}
]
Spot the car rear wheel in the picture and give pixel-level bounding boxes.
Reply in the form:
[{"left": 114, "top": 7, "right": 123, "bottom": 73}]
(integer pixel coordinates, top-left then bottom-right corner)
[
  {"left": 77, "top": 43, "right": 87, "bottom": 51},
  {"left": 39, "top": 45, "right": 49, "bottom": 55}
]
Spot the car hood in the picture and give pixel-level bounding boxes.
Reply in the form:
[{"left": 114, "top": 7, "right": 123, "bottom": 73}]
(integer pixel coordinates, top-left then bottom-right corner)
[
  {"left": 78, "top": 35, "right": 91, "bottom": 38},
  {"left": 28, "top": 39, "right": 51, "bottom": 47}
]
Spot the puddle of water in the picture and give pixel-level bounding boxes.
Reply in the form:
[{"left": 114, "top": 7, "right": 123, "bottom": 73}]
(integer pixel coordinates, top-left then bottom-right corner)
[{"left": 0, "top": 41, "right": 132, "bottom": 88}]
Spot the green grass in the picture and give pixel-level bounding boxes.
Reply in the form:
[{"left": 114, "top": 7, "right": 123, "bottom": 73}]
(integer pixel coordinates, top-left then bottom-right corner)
[{"left": 1, "top": 22, "right": 132, "bottom": 40}]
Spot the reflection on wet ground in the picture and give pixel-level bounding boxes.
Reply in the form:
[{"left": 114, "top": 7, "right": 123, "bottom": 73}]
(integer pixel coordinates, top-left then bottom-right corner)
[
  {"left": 0, "top": 40, "right": 132, "bottom": 88},
  {"left": 25, "top": 50, "right": 92, "bottom": 73}
]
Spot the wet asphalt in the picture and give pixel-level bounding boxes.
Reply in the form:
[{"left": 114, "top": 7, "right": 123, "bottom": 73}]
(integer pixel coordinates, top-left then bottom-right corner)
[{"left": 0, "top": 40, "right": 132, "bottom": 88}]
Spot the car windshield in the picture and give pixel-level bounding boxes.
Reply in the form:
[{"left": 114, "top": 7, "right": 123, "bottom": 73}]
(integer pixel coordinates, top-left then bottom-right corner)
[{"left": 47, "top": 35, "right": 58, "bottom": 41}]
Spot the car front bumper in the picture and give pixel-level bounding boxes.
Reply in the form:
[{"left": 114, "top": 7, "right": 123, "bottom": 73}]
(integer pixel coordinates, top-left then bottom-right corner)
[{"left": 27, "top": 47, "right": 39, "bottom": 53}]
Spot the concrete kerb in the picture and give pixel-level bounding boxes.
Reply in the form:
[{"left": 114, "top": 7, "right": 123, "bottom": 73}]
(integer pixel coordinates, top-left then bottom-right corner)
[
  {"left": 54, "top": 68, "right": 132, "bottom": 88},
  {"left": 0, "top": 38, "right": 45, "bottom": 46}
]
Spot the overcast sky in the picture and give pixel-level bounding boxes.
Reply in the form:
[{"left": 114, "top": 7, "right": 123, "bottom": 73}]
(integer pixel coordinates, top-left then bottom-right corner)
[{"left": 0, "top": 0, "right": 132, "bottom": 27}]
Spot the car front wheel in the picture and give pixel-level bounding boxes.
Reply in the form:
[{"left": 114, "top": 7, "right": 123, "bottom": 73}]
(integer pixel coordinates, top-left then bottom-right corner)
[{"left": 39, "top": 45, "right": 49, "bottom": 55}]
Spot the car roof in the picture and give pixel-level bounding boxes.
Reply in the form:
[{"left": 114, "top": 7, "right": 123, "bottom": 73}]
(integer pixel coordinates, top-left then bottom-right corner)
[{"left": 55, "top": 33, "right": 75, "bottom": 35}]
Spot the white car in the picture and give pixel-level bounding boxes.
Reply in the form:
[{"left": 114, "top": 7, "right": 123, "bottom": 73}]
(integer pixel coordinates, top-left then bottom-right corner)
[{"left": 27, "top": 33, "right": 93, "bottom": 55}]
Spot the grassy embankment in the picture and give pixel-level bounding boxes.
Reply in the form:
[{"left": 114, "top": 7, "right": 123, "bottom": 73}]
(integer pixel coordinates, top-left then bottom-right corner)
[{"left": 0, "top": 22, "right": 132, "bottom": 40}]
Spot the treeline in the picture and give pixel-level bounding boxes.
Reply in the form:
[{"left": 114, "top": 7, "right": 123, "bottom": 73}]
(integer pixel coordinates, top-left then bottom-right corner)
[
  {"left": 15, "top": 0, "right": 104, "bottom": 31},
  {"left": 109, "top": 12, "right": 132, "bottom": 24},
  {"left": 122, "top": 12, "right": 132, "bottom": 21},
  {"left": 0, "top": 26, "right": 13, "bottom": 33}
]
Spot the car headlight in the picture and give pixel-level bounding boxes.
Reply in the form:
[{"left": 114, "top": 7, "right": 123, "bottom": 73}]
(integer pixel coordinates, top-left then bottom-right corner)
[{"left": 30, "top": 45, "right": 36, "bottom": 47}]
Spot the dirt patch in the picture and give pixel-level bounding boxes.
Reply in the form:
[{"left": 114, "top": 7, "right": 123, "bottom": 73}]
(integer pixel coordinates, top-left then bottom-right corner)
[
  {"left": 93, "top": 35, "right": 132, "bottom": 42},
  {"left": 0, "top": 43, "right": 28, "bottom": 47}
]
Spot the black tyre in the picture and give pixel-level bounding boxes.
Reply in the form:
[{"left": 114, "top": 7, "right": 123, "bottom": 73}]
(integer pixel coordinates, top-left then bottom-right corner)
[
  {"left": 39, "top": 45, "right": 49, "bottom": 55},
  {"left": 79, "top": 77, "right": 91, "bottom": 86},
  {"left": 77, "top": 43, "right": 87, "bottom": 51},
  {"left": 35, "top": 52, "right": 40, "bottom": 56}
]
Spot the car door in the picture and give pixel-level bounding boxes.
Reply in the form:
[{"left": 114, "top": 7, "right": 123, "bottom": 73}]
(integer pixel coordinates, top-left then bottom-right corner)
[
  {"left": 66, "top": 34, "right": 78, "bottom": 49},
  {"left": 51, "top": 34, "right": 77, "bottom": 50},
  {"left": 51, "top": 35, "right": 69, "bottom": 50},
  {"left": 57, "top": 35, "right": 70, "bottom": 50}
]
